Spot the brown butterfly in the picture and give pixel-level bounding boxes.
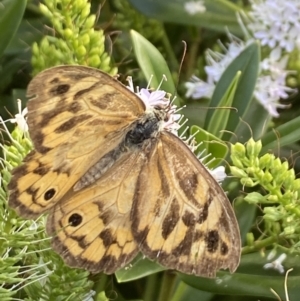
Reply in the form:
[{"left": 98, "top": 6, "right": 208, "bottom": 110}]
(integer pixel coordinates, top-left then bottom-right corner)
[{"left": 8, "top": 65, "right": 241, "bottom": 277}]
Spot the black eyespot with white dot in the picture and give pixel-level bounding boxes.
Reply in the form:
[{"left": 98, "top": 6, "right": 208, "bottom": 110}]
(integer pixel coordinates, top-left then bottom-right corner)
[
  {"left": 44, "top": 188, "right": 56, "bottom": 201},
  {"left": 68, "top": 213, "right": 83, "bottom": 227}
]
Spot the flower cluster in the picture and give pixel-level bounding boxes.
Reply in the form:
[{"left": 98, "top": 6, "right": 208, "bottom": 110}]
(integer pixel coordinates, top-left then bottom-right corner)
[
  {"left": 230, "top": 138, "right": 300, "bottom": 244},
  {"left": 247, "top": 0, "right": 300, "bottom": 53},
  {"left": 185, "top": 0, "right": 298, "bottom": 117},
  {"left": 32, "top": 0, "right": 116, "bottom": 75}
]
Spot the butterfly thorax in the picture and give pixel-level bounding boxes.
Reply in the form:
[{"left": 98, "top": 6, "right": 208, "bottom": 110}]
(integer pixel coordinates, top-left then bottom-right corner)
[{"left": 125, "top": 109, "right": 165, "bottom": 146}]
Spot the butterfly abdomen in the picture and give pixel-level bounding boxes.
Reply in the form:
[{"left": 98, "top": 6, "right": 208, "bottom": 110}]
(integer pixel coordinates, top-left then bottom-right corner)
[{"left": 74, "top": 146, "right": 124, "bottom": 191}]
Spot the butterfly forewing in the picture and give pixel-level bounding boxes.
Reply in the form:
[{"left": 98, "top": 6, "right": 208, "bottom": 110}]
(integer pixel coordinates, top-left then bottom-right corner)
[
  {"left": 8, "top": 66, "right": 145, "bottom": 218},
  {"left": 26, "top": 66, "right": 145, "bottom": 154},
  {"left": 131, "top": 132, "right": 240, "bottom": 277}
]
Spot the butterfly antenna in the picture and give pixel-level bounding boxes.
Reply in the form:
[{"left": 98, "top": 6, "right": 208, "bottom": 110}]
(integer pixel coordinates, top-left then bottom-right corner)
[{"left": 178, "top": 41, "right": 187, "bottom": 87}]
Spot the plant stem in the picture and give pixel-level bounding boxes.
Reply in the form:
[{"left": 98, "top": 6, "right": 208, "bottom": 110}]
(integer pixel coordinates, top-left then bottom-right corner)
[
  {"left": 157, "top": 272, "right": 176, "bottom": 301},
  {"left": 242, "top": 236, "right": 280, "bottom": 254}
]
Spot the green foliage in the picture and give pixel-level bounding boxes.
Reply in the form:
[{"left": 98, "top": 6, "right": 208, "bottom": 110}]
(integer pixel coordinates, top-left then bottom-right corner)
[
  {"left": 1, "top": 0, "right": 300, "bottom": 301},
  {"left": 128, "top": 0, "right": 242, "bottom": 34},
  {"left": 112, "top": 0, "right": 164, "bottom": 44},
  {"left": 0, "top": 0, "right": 26, "bottom": 57}
]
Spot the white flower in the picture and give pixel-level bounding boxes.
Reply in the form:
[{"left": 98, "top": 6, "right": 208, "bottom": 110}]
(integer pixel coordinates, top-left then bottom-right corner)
[
  {"left": 185, "top": 36, "right": 246, "bottom": 99},
  {"left": 210, "top": 166, "right": 227, "bottom": 183},
  {"left": 260, "top": 48, "right": 285, "bottom": 72},
  {"left": 263, "top": 253, "right": 287, "bottom": 274},
  {"left": 185, "top": 29, "right": 295, "bottom": 117},
  {"left": 139, "top": 89, "right": 182, "bottom": 134},
  {"left": 126, "top": 77, "right": 226, "bottom": 178},
  {"left": 248, "top": 0, "right": 300, "bottom": 52},
  {"left": 8, "top": 99, "right": 28, "bottom": 132},
  {"left": 253, "top": 36, "right": 297, "bottom": 117},
  {"left": 241, "top": 2, "right": 299, "bottom": 116},
  {"left": 254, "top": 73, "right": 294, "bottom": 117},
  {"left": 126, "top": 77, "right": 182, "bottom": 134},
  {"left": 205, "top": 38, "right": 246, "bottom": 83},
  {"left": 139, "top": 89, "right": 167, "bottom": 109},
  {"left": 185, "top": 76, "right": 215, "bottom": 99},
  {"left": 184, "top": 1, "right": 206, "bottom": 15}
]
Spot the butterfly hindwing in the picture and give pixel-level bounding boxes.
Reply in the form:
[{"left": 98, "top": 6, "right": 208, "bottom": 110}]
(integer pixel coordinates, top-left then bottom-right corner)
[
  {"left": 131, "top": 132, "right": 241, "bottom": 277},
  {"left": 46, "top": 147, "right": 145, "bottom": 274}
]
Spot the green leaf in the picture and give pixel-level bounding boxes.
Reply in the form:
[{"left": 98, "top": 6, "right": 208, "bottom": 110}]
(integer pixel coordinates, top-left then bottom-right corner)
[
  {"left": 261, "top": 116, "right": 300, "bottom": 154},
  {"left": 206, "top": 42, "right": 260, "bottom": 142},
  {"left": 128, "top": 0, "right": 242, "bottom": 35},
  {"left": 206, "top": 71, "right": 241, "bottom": 138},
  {"left": 180, "top": 252, "right": 300, "bottom": 300},
  {"left": 115, "top": 254, "right": 165, "bottom": 283},
  {"left": 4, "top": 19, "right": 45, "bottom": 55},
  {"left": 0, "top": 0, "right": 26, "bottom": 57},
  {"left": 190, "top": 126, "right": 228, "bottom": 169},
  {"left": 130, "top": 30, "right": 179, "bottom": 104}
]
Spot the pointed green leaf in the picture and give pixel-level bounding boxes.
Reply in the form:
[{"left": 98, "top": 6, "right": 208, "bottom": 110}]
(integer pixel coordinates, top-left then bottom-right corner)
[
  {"left": 205, "top": 42, "right": 260, "bottom": 142},
  {"left": 5, "top": 19, "right": 44, "bottom": 55},
  {"left": 130, "top": 30, "right": 179, "bottom": 105},
  {"left": 234, "top": 201, "right": 257, "bottom": 243},
  {"left": 206, "top": 71, "right": 241, "bottom": 138}
]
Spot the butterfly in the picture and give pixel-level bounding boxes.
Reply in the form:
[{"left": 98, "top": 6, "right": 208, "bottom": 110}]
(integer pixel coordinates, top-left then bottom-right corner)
[{"left": 8, "top": 65, "right": 241, "bottom": 277}]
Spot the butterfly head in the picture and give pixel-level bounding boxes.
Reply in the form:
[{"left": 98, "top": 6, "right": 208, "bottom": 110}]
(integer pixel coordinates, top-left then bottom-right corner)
[{"left": 137, "top": 88, "right": 181, "bottom": 135}]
